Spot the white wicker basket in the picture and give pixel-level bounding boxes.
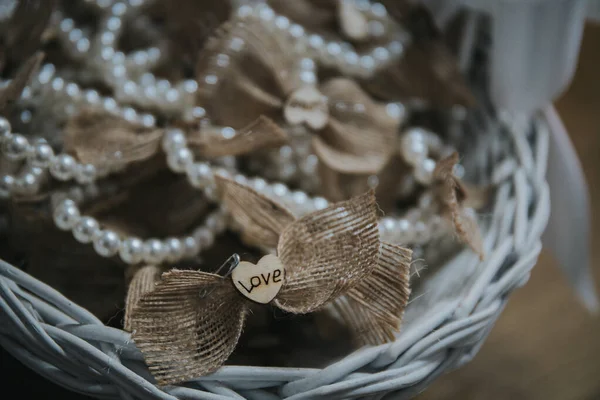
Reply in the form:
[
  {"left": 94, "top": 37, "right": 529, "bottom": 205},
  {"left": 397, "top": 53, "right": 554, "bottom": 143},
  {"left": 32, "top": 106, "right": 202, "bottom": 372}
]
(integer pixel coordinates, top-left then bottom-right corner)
[{"left": 0, "top": 2, "right": 555, "bottom": 399}]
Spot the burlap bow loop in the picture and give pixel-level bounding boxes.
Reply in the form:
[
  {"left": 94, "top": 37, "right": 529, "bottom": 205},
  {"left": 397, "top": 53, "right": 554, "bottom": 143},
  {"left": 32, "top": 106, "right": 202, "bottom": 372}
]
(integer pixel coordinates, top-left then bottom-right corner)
[
  {"left": 65, "top": 110, "right": 288, "bottom": 172},
  {"left": 196, "top": 16, "right": 317, "bottom": 129},
  {"left": 128, "top": 178, "right": 412, "bottom": 385},
  {"left": 186, "top": 116, "right": 289, "bottom": 158},
  {"left": 311, "top": 78, "right": 401, "bottom": 201},
  {"left": 64, "top": 109, "right": 164, "bottom": 174}
]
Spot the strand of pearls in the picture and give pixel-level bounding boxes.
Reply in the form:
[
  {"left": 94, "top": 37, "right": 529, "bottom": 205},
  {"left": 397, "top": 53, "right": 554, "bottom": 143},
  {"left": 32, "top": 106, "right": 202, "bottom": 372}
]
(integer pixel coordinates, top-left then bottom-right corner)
[
  {"left": 399, "top": 127, "right": 464, "bottom": 187},
  {"left": 160, "top": 126, "right": 457, "bottom": 246},
  {"left": 0, "top": 117, "right": 102, "bottom": 190},
  {"left": 235, "top": 3, "right": 409, "bottom": 78},
  {"left": 52, "top": 195, "right": 228, "bottom": 265},
  {"left": 16, "top": 64, "right": 157, "bottom": 127}
]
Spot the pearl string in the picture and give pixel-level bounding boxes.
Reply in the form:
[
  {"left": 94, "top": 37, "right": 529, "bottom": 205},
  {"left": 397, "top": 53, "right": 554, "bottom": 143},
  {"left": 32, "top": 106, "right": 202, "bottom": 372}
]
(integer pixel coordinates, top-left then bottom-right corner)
[
  {"left": 160, "top": 126, "right": 462, "bottom": 246},
  {"left": 52, "top": 196, "right": 228, "bottom": 265},
  {"left": 235, "top": 3, "right": 410, "bottom": 78}
]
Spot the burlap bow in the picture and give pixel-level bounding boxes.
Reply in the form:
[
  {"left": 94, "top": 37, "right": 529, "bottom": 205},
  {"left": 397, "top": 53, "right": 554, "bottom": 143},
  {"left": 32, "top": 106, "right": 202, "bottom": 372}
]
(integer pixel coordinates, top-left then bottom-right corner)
[
  {"left": 128, "top": 178, "right": 411, "bottom": 385},
  {"left": 197, "top": 16, "right": 320, "bottom": 130},
  {"left": 312, "top": 78, "right": 400, "bottom": 201},
  {"left": 64, "top": 110, "right": 286, "bottom": 173},
  {"left": 196, "top": 18, "right": 402, "bottom": 196}
]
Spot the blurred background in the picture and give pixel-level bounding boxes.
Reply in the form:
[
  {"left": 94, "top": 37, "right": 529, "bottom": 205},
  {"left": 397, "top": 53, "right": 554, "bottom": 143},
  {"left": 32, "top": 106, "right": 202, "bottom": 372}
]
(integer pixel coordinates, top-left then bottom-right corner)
[
  {"left": 1, "top": 15, "right": 599, "bottom": 400},
  {"left": 417, "top": 22, "right": 600, "bottom": 400}
]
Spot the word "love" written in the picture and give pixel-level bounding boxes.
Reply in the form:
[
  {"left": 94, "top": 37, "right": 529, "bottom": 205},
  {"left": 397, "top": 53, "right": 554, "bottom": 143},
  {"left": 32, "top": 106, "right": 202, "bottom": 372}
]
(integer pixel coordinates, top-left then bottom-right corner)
[
  {"left": 237, "top": 270, "right": 282, "bottom": 293},
  {"left": 231, "top": 255, "right": 286, "bottom": 304}
]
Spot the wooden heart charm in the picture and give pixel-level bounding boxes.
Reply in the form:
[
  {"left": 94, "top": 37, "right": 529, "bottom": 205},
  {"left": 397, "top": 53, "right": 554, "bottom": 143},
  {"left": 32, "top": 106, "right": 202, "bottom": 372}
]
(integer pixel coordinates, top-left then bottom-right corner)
[
  {"left": 284, "top": 86, "right": 329, "bottom": 130},
  {"left": 232, "top": 254, "right": 285, "bottom": 304}
]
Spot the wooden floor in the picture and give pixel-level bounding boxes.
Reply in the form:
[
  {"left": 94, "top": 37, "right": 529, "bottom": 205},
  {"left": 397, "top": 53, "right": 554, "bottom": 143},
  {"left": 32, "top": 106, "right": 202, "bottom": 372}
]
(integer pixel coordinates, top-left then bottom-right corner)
[{"left": 418, "top": 24, "right": 600, "bottom": 400}]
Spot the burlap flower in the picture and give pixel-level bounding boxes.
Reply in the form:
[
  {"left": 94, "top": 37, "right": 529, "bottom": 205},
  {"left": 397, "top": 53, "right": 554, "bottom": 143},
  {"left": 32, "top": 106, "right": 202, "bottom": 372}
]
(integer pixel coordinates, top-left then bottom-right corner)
[{"left": 127, "top": 178, "right": 411, "bottom": 385}]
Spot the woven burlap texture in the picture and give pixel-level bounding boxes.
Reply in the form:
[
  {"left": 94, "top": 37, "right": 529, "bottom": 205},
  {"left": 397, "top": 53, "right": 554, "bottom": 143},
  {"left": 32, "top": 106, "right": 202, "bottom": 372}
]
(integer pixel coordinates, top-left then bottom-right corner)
[{"left": 128, "top": 178, "right": 411, "bottom": 385}]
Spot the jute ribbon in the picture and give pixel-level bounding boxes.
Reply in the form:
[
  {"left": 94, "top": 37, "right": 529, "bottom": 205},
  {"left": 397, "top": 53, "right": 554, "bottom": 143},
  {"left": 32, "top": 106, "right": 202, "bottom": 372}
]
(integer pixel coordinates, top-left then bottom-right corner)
[
  {"left": 433, "top": 152, "right": 485, "bottom": 259},
  {"left": 128, "top": 178, "right": 411, "bottom": 385}
]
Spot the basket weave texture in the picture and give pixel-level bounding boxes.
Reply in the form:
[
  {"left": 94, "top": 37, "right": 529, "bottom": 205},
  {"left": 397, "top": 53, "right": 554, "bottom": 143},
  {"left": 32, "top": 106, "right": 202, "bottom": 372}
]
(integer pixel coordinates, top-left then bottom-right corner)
[{"left": 0, "top": 106, "right": 551, "bottom": 399}]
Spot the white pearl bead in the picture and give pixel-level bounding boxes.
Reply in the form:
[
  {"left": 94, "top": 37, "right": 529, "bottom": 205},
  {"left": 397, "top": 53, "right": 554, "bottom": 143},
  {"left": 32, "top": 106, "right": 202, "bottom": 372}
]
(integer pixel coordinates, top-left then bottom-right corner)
[
  {"left": 162, "top": 128, "right": 186, "bottom": 153},
  {"left": 418, "top": 192, "right": 434, "bottom": 210},
  {"left": 373, "top": 46, "right": 390, "bottom": 62},
  {"left": 252, "top": 178, "right": 267, "bottom": 191},
  {"left": 143, "top": 239, "right": 167, "bottom": 264},
  {"left": 3, "top": 134, "right": 30, "bottom": 160},
  {"left": 183, "top": 236, "right": 199, "bottom": 258},
  {"left": 0, "top": 117, "right": 11, "bottom": 139},
  {"left": 292, "top": 191, "right": 308, "bottom": 205},
  {"left": 313, "top": 197, "right": 329, "bottom": 210},
  {"left": 453, "top": 164, "right": 465, "bottom": 179},
  {"left": 49, "top": 154, "right": 76, "bottom": 181},
  {"left": 275, "top": 15, "right": 290, "bottom": 29},
  {"left": 414, "top": 221, "right": 429, "bottom": 244},
  {"left": 14, "top": 173, "right": 39, "bottom": 195},
  {"left": 194, "top": 228, "right": 214, "bottom": 249},
  {"left": 37, "top": 64, "right": 55, "bottom": 84},
  {"left": 289, "top": 24, "right": 305, "bottom": 38},
  {"left": 381, "top": 217, "right": 397, "bottom": 234},
  {"left": 167, "top": 147, "right": 193, "bottom": 172},
  {"left": 119, "top": 237, "right": 144, "bottom": 264},
  {"left": 308, "top": 34, "right": 324, "bottom": 49},
  {"left": 53, "top": 200, "right": 80, "bottom": 230},
  {"left": 215, "top": 53, "right": 230, "bottom": 68},
  {"left": 272, "top": 183, "right": 288, "bottom": 197},
  {"left": 371, "top": 3, "right": 387, "bottom": 17},
  {"left": 386, "top": 103, "right": 406, "bottom": 123},
  {"left": 400, "top": 130, "right": 428, "bottom": 166},
  {"left": 191, "top": 107, "right": 206, "bottom": 119},
  {"left": 140, "top": 114, "right": 156, "bottom": 127},
  {"left": 388, "top": 39, "right": 404, "bottom": 54},
  {"left": 28, "top": 142, "right": 54, "bottom": 167},
  {"left": 60, "top": 18, "right": 74, "bottom": 32},
  {"left": 187, "top": 163, "right": 213, "bottom": 188},
  {"left": 165, "top": 237, "right": 184, "bottom": 262},
  {"left": 206, "top": 213, "right": 226, "bottom": 232},
  {"left": 415, "top": 158, "right": 436, "bottom": 185},
  {"left": 396, "top": 218, "right": 413, "bottom": 242},
  {"left": 213, "top": 167, "right": 230, "bottom": 180},
  {"left": 181, "top": 79, "right": 198, "bottom": 94},
  {"left": 75, "top": 164, "right": 97, "bottom": 184},
  {"left": 0, "top": 175, "right": 14, "bottom": 198},
  {"left": 237, "top": 4, "right": 253, "bottom": 17},
  {"left": 73, "top": 217, "right": 100, "bottom": 243},
  {"left": 94, "top": 230, "right": 121, "bottom": 257},
  {"left": 229, "top": 37, "right": 244, "bottom": 52}
]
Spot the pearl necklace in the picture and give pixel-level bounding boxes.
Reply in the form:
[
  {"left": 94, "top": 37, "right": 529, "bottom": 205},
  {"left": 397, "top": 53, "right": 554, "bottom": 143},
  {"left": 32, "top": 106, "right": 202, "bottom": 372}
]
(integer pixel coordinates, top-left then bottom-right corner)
[{"left": 235, "top": 3, "right": 410, "bottom": 78}]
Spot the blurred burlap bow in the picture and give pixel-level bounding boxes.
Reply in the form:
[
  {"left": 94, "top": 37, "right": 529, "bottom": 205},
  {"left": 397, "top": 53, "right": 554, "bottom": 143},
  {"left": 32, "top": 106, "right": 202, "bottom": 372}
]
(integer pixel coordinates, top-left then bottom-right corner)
[
  {"left": 127, "top": 178, "right": 411, "bottom": 385},
  {"left": 196, "top": 18, "right": 401, "bottom": 199}
]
